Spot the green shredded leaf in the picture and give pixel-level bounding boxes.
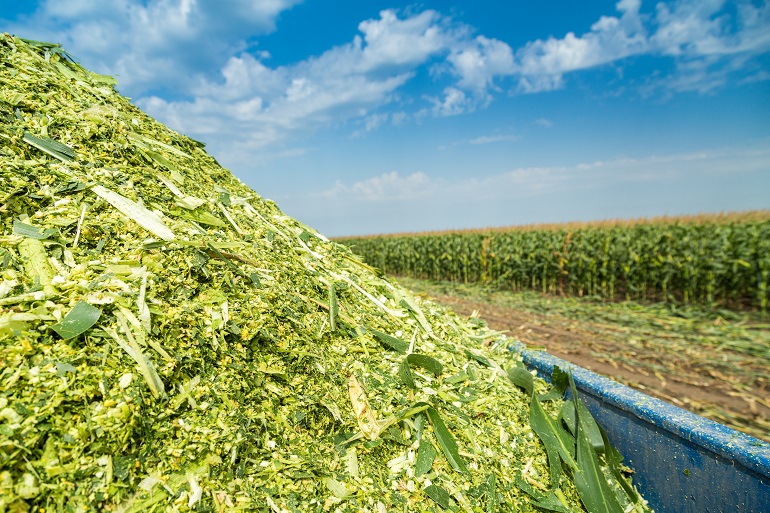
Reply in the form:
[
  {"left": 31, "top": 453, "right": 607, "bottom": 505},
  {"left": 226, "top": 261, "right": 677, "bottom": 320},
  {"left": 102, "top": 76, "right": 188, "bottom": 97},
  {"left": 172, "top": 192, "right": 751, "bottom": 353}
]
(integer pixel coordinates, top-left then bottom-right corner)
[
  {"left": 570, "top": 374, "right": 605, "bottom": 454},
  {"left": 23, "top": 132, "right": 74, "bottom": 162},
  {"left": 507, "top": 365, "right": 534, "bottom": 396},
  {"left": 50, "top": 300, "right": 101, "bottom": 340},
  {"left": 574, "top": 419, "right": 624, "bottom": 513},
  {"left": 539, "top": 366, "right": 569, "bottom": 402},
  {"left": 423, "top": 484, "right": 451, "bottom": 509},
  {"left": 426, "top": 406, "right": 468, "bottom": 474},
  {"left": 398, "top": 353, "right": 443, "bottom": 389},
  {"left": 13, "top": 220, "right": 57, "bottom": 240},
  {"left": 329, "top": 283, "right": 338, "bottom": 332},
  {"left": 601, "top": 427, "right": 640, "bottom": 504},
  {"left": 368, "top": 327, "right": 408, "bottom": 353},
  {"left": 415, "top": 440, "right": 437, "bottom": 477},
  {"left": 486, "top": 472, "right": 498, "bottom": 513},
  {"left": 529, "top": 391, "right": 575, "bottom": 487}
]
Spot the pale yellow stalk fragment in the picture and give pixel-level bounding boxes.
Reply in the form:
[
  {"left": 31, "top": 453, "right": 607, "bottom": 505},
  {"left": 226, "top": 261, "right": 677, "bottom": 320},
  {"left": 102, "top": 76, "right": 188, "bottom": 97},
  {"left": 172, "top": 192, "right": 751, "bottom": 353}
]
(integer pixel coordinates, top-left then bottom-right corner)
[
  {"left": 18, "top": 238, "right": 56, "bottom": 296},
  {"left": 348, "top": 374, "right": 380, "bottom": 441},
  {"left": 91, "top": 185, "right": 175, "bottom": 241}
]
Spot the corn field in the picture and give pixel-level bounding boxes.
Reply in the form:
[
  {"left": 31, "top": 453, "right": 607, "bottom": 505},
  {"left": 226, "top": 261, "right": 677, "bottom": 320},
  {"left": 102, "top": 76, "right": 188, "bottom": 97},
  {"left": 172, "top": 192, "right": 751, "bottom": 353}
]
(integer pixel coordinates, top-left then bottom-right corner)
[{"left": 338, "top": 214, "right": 770, "bottom": 312}]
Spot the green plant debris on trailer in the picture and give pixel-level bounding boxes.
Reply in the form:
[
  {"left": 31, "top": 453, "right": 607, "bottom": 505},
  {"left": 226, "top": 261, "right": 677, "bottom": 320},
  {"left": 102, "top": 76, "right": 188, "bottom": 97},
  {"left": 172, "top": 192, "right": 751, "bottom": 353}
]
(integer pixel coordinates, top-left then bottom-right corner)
[
  {"left": 0, "top": 35, "right": 650, "bottom": 512},
  {"left": 338, "top": 218, "right": 770, "bottom": 313}
]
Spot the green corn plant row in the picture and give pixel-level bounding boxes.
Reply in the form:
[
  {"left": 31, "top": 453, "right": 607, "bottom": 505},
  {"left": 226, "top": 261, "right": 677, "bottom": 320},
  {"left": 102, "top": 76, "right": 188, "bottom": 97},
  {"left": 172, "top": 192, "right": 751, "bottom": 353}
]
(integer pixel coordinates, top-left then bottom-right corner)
[{"left": 339, "top": 218, "right": 770, "bottom": 313}]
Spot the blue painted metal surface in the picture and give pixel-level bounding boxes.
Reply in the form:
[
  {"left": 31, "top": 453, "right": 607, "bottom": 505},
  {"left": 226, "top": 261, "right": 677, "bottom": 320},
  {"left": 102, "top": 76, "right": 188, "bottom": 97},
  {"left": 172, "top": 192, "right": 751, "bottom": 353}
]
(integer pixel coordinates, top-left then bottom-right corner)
[{"left": 511, "top": 343, "right": 770, "bottom": 513}]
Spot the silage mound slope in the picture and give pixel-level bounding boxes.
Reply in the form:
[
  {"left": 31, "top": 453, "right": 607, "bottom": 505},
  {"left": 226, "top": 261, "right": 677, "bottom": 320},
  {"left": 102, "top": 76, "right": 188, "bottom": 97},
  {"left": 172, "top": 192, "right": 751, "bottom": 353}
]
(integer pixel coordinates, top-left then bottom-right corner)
[{"left": 0, "top": 35, "right": 642, "bottom": 512}]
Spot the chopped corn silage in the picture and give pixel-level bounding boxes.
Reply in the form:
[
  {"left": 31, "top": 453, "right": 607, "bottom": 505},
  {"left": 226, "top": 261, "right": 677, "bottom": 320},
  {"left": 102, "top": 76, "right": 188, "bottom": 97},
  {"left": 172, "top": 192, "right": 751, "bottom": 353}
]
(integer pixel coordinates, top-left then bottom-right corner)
[{"left": 0, "top": 35, "right": 650, "bottom": 512}]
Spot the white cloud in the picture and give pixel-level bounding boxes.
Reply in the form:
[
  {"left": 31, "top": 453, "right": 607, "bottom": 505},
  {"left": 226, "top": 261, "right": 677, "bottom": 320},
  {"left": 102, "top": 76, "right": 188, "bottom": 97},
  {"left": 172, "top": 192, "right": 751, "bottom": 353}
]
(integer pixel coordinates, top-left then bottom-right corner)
[
  {"left": 513, "top": 0, "right": 770, "bottom": 94},
  {"left": 646, "top": 0, "right": 770, "bottom": 93},
  {"left": 357, "top": 9, "right": 456, "bottom": 70},
  {"left": 651, "top": 0, "right": 770, "bottom": 57},
  {"left": 5, "top": 0, "right": 768, "bottom": 176},
  {"left": 447, "top": 35, "right": 515, "bottom": 92},
  {"left": 468, "top": 134, "right": 519, "bottom": 145},
  {"left": 132, "top": 8, "right": 475, "bottom": 153},
  {"left": 299, "top": 142, "right": 770, "bottom": 236},
  {"left": 317, "top": 143, "right": 770, "bottom": 206},
  {"left": 514, "top": 0, "right": 647, "bottom": 92},
  {"left": 428, "top": 87, "right": 475, "bottom": 117},
  {"left": 534, "top": 118, "right": 553, "bottom": 128},
  {"left": 320, "top": 172, "right": 436, "bottom": 202},
  {"left": 4, "top": 0, "right": 303, "bottom": 96}
]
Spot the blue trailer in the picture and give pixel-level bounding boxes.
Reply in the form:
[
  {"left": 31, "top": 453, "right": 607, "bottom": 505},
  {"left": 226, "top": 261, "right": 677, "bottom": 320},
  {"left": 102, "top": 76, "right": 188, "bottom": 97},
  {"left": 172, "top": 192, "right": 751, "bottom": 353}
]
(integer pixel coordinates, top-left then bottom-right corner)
[{"left": 512, "top": 343, "right": 770, "bottom": 513}]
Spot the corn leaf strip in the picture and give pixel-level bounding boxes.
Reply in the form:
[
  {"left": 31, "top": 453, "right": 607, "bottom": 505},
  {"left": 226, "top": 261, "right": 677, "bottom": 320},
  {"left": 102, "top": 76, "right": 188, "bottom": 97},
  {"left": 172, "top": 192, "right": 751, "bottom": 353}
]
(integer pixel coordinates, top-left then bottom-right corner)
[
  {"left": 169, "top": 207, "right": 226, "bottom": 227},
  {"left": 529, "top": 392, "right": 574, "bottom": 487},
  {"left": 399, "top": 297, "right": 434, "bottom": 336},
  {"left": 485, "top": 472, "right": 497, "bottom": 513},
  {"left": 369, "top": 328, "right": 408, "bottom": 353},
  {"left": 539, "top": 366, "right": 569, "bottom": 402},
  {"left": 329, "top": 283, "right": 338, "bottom": 332},
  {"left": 91, "top": 185, "right": 175, "bottom": 241},
  {"left": 534, "top": 494, "right": 572, "bottom": 513},
  {"left": 50, "top": 300, "right": 101, "bottom": 340},
  {"left": 464, "top": 349, "right": 492, "bottom": 368},
  {"left": 18, "top": 238, "right": 56, "bottom": 295},
  {"left": 558, "top": 401, "right": 577, "bottom": 437},
  {"left": 156, "top": 173, "right": 206, "bottom": 210},
  {"left": 514, "top": 474, "right": 571, "bottom": 513},
  {"left": 507, "top": 366, "right": 534, "bottom": 397},
  {"left": 398, "top": 353, "right": 444, "bottom": 389},
  {"left": 323, "top": 477, "right": 349, "bottom": 499},
  {"left": 569, "top": 374, "right": 605, "bottom": 454},
  {"left": 423, "top": 484, "right": 451, "bottom": 509},
  {"left": 13, "top": 220, "right": 57, "bottom": 240},
  {"left": 23, "top": 132, "right": 74, "bottom": 162},
  {"left": 601, "top": 427, "right": 640, "bottom": 504},
  {"left": 569, "top": 374, "right": 625, "bottom": 513},
  {"left": 415, "top": 440, "right": 437, "bottom": 477},
  {"left": 425, "top": 406, "right": 468, "bottom": 474},
  {"left": 574, "top": 420, "right": 625, "bottom": 513}
]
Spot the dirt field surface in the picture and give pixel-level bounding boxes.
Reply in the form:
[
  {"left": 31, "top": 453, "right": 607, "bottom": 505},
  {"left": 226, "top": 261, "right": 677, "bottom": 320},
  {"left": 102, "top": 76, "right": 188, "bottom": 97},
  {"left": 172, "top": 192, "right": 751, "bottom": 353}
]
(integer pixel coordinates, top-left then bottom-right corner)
[{"left": 398, "top": 278, "right": 770, "bottom": 443}]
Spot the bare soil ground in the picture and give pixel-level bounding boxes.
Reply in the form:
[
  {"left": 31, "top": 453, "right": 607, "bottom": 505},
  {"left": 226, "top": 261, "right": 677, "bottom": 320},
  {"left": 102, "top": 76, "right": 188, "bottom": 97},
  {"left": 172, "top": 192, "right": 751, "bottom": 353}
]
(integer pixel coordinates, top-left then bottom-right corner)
[{"left": 404, "top": 283, "right": 770, "bottom": 442}]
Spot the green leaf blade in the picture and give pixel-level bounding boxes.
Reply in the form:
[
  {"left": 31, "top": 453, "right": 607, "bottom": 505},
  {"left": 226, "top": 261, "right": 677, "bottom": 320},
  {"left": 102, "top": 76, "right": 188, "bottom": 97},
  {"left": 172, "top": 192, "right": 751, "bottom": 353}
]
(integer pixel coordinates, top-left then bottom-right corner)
[
  {"left": 574, "top": 424, "right": 625, "bottom": 513},
  {"left": 51, "top": 300, "right": 101, "bottom": 340},
  {"left": 507, "top": 366, "right": 534, "bottom": 396},
  {"left": 13, "top": 220, "right": 57, "bottom": 240},
  {"left": 369, "top": 328, "right": 408, "bottom": 353},
  {"left": 423, "top": 484, "right": 451, "bottom": 509},
  {"left": 399, "top": 353, "right": 444, "bottom": 389},
  {"left": 529, "top": 392, "right": 576, "bottom": 487},
  {"left": 23, "top": 132, "right": 74, "bottom": 162},
  {"left": 414, "top": 440, "right": 437, "bottom": 477},
  {"left": 426, "top": 406, "right": 468, "bottom": 474}
]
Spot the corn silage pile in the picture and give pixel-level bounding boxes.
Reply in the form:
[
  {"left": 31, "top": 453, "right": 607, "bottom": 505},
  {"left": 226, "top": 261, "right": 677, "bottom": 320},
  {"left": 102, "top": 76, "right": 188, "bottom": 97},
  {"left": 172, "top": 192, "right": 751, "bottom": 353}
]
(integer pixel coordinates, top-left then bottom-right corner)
[{"left": 0, "top": 35, "right": 651, "bottom": 513}]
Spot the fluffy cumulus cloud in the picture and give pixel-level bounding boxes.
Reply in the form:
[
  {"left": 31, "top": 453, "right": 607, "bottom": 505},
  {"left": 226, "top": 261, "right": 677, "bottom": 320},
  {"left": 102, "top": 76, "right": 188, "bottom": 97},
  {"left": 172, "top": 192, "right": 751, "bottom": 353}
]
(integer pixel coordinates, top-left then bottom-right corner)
[
  {"left": 4, "top": 0, "right": 768, "bottom": 165},
  {"left": 139, "top": 9, "right": 456, "bottom": 152},
  {"left": 515, "top": 0, "right": 770, "bottom": 93},
  {"left": 647, "top": 0, "right": 770, "bottom": 93},
  {"left": 134, "top": 7, "right": 525, "bottom": 154},
  {"left": 515, "top": 0, "right": 647, "bottom": 91},
  {"left": 448, "top": 35, "right": 515, "bottom": 92},
  {"left": 3, "top": 0, "right": 303, "bottom": 96}
]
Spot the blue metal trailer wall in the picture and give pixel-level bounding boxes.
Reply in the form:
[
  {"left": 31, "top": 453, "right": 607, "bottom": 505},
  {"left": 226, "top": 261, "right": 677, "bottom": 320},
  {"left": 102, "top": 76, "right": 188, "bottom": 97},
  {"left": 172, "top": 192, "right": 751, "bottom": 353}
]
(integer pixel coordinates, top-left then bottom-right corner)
[{"left": 513, "top": 344, "right": 770, "bottom": 513}]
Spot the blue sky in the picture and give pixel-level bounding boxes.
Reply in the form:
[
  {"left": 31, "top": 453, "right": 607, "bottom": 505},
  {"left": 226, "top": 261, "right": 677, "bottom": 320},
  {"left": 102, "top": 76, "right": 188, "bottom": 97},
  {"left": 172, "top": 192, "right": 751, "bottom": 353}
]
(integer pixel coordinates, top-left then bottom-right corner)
[{"left": 2, "top": 1, "right": 769, "bottom": 236}]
